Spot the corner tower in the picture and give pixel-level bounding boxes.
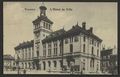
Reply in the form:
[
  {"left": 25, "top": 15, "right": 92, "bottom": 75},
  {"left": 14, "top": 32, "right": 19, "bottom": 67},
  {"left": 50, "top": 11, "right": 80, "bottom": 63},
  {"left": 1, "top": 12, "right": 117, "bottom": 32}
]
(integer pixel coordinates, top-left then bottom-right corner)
[{"left": 32, "top": 3, "right": 53, "bottom": 69}]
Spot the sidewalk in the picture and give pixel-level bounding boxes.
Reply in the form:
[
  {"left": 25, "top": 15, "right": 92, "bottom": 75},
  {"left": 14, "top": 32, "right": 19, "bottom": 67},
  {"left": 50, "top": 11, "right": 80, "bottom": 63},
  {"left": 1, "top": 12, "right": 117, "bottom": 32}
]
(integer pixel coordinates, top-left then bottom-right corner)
[{"left": 4, "top": 70, "right": 69, "bottom": 74}]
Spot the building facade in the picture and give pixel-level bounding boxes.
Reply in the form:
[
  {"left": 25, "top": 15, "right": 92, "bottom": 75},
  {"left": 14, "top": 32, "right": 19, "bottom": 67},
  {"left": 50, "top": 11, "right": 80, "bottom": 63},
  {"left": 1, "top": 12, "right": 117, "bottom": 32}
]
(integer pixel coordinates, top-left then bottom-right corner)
[
  {"left": 109, "top": 54, "right": 117, "bottom": 75},
  {"left": 32, "top": 5, "right": 102, "bottom": 74},
  {"left": 4, "top": 55, "right": 16, "bottom": 71},
  {"left": 100, "top": 47, "right": 118, "bottom": 75},
  {"left": 14, "top": 40, "right": 34, "bottom": 70},
  {"left": 15, "top": 4, "right": 103, "bottom": 74}
]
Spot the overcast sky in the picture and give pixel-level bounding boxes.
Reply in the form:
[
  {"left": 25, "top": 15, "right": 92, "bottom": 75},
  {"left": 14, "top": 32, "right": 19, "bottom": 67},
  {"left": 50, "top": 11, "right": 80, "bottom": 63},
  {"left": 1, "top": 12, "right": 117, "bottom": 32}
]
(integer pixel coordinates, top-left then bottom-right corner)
[{"left": 4, "top": 2, "right": 117, "bottom": 56}]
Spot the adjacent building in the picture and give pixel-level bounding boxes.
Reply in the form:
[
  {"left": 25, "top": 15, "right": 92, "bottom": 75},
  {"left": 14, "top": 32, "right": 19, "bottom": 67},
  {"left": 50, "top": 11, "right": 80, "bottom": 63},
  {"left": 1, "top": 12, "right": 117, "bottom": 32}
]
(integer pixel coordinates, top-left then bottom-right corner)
[
  {"left": 4, "top": 55, "right": 16, "bottom": 71},
  {"left": 14, "top": 40, "right": 34, "bottom": 70},
  {"left": 100, "top": 47, "right": 118, "bottom": 75},
  {"left": 14, "top": 4, "right": 103, "bottom": 74}
]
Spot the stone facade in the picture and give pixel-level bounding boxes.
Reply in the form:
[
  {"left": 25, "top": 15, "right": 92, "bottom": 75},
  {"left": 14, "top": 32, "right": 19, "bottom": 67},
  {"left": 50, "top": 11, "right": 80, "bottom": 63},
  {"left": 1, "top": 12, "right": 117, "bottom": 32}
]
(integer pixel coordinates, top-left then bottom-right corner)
[
  {"left": 14, "top": 40, "right": 34, "bottom": 70},
  {"left": 14, "top": 4, "right": 102, "bottom": 74}
]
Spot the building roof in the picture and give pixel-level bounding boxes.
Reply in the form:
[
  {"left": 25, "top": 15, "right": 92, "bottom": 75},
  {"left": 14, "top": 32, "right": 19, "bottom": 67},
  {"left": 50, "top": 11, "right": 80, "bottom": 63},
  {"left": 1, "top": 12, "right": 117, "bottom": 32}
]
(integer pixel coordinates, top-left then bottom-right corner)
[
  {"left": 14, "top": 40, "right": 34, "bottom": 50},
  {"left": 42, "top": 24, "right": 102, "bottom": 43},
  {"left": 33, "top": 15, "right": 53, "bottom": 25},
  {"left": 101, "top": 49, "right": 113, "bottom": 56},
  {"left": 65, "top": 24, "right": 102, "bottom": 41},
  {"left": 4, "top": 55, "right": 15, "bottom": 60},
  {"left": 42, "top": 28, "right": 66, "bottom": 43}
]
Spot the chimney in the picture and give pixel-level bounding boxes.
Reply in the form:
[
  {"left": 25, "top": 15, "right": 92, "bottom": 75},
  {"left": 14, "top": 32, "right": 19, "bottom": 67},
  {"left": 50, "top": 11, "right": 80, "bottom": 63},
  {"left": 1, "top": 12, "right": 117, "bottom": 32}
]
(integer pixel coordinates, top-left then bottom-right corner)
[
  {"left": 89, "top": 27, "right": 93, "bottom": 33},
  {"left": 82, "top": 22, "right": 86, "bottom": 29}
]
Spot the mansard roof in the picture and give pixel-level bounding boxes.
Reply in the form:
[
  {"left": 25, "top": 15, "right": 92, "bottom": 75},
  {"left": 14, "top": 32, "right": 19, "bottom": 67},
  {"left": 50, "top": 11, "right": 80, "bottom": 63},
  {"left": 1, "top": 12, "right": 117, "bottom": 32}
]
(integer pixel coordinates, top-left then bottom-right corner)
[
  {"left": 33, "top": 15, "right": 53, "bottom": 25},
  {"left": 14, "top": 40, "right": 34, "bottom": 50},
  {"left": 4, "top": 55, "right": 15, "bottom": 60},
  {"left": 42, "top": 24, "right": 102, "bottom": 43}
]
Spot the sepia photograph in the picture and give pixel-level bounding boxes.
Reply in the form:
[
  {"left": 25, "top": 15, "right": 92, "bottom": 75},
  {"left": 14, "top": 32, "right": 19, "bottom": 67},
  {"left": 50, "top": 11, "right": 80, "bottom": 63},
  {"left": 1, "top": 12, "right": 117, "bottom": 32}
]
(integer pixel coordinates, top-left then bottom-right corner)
[{"left": 3, "top": 2, "right": 117, "bottom": 75}]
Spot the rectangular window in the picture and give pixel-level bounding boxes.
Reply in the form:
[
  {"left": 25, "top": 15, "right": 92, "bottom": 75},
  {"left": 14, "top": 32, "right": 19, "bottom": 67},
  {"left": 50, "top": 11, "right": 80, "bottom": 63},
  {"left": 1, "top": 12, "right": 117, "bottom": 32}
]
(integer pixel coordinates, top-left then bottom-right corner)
[
  {"left": 83, "top": 35, "right": 86, "bottom": 42},
  {"left": 46, "top": 23, "right": 48, "bottom": 29},
  {"left": 97, "top": 49, "right": 99, "bottom": 56},
  {"left": 92, "top": 39, "right": 94, "bottom": 45},
  {"left": 83, "top": 63, "right": 85, "bottom": 70},
  {"left": 83, "top": 44, "right": 85, "bottom": 52},
  {"left": 53, "top": 41, "right": 57, "bottom": 56},
  {"left": 48, "top": 49, "right": 51, "bottom": 57},
  {"left": 70, "top": 44, "right": 73, "bottom": 53},
  {"left": 93, "top": 59, "right": 94, "bottom": 67},
  {"left": 48, "top": 43, "right": 52, "bottom": 57},
  {"left": 90, "top": 59, "right": 94, "bottom": 68},
  {"left": 37, "top": 51, "right": 39, "bottom": 57},
  {"left": 43, "top": 44, "right": 46, "bottom": 57},
  {"left": 92, "top": 47, "right": 94, "bottom": 55},
  {"left": 54, "top": 61, "right": 57, "bottom": 67},
  {"left": 43, "top": 50, "right": 46, "bottom": 57}
]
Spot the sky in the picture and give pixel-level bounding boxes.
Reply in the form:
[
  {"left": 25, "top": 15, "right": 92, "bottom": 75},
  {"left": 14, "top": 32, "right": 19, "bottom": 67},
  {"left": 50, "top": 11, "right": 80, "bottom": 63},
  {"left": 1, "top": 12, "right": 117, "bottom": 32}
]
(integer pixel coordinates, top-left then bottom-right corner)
[{"left": 3, "top": 2, "right": 117, "bottom": 56}]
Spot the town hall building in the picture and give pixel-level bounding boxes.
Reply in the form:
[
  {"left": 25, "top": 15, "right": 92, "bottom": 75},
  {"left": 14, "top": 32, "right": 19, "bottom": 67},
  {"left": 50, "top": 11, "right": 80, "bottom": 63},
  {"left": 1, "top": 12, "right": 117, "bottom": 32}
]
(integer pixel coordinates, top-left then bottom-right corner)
[{"left": 14, "top": 4, "right": 102, "bottom": 74}]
